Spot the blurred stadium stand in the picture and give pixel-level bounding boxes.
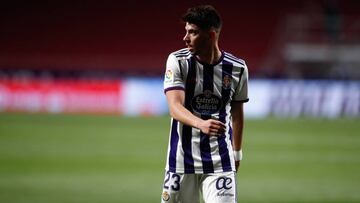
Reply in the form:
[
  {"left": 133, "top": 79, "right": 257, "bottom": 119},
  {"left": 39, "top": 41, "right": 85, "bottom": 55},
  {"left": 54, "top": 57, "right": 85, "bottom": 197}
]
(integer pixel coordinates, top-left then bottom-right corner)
[
  {"left": 261, "top": 0, "right": 360, "bottom": 79},
  {"left": 0, "top": 0, "right": 359, "bottom": 117}
]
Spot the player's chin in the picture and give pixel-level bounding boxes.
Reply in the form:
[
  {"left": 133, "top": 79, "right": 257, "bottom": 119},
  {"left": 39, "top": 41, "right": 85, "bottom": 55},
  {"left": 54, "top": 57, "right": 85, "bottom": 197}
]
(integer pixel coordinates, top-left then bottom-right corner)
[
  {"left": 186, "top": 47, "right": 195, "bottom": 54},
  {"left": 188, "top": 48, "right": 197, "bottom": 55}
]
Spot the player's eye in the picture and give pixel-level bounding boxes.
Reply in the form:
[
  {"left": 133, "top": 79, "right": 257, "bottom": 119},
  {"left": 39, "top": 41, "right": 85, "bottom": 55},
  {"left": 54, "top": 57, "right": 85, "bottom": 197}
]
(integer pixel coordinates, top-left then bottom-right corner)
[{"left": 188, "top": 30, "right": 199, "bottom": 35}]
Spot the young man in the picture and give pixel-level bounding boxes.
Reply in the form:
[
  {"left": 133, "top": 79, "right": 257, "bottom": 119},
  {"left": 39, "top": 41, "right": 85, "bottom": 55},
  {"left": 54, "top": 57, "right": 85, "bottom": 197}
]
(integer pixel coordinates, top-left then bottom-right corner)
[{"left": 161, "top": 5, "right": 249, "bottom": 203}]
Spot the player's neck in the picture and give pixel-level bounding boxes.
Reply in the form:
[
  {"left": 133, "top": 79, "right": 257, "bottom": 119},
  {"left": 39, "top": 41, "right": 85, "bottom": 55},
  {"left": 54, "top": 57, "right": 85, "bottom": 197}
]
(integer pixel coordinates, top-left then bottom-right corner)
[{"left": 196, "top": 44, "right": 221, "bottom": 65}]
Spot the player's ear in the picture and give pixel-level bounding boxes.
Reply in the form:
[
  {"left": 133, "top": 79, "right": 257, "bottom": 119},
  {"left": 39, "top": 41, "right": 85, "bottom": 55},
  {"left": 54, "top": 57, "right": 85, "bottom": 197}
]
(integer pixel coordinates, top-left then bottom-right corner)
[{"left": 209, "top": 29, "right": 216, "bottom": 40}]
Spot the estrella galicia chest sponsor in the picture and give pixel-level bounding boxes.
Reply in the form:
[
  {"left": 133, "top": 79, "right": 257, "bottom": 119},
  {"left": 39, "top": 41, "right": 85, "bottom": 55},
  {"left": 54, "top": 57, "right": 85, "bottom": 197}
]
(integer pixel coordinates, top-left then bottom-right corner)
[{"left": 191, "top": 90, "right": 222, "bottom": 115}]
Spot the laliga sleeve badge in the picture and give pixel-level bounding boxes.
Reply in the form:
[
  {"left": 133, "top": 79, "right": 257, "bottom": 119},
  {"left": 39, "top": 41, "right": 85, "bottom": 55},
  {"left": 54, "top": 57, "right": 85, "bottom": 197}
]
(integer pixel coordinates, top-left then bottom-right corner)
[
  {"left": 162, "top": 191, "right": 170, "bottom": 201},
  {"left": 164, "top": 69, "right": 174, "bottom": 84}
]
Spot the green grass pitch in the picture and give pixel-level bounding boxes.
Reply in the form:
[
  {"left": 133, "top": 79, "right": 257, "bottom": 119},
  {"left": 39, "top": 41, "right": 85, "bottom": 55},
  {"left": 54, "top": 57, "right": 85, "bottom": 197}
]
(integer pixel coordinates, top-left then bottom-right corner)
[{"left": 0, "top": 113, "right": 359, "bottom": 203}]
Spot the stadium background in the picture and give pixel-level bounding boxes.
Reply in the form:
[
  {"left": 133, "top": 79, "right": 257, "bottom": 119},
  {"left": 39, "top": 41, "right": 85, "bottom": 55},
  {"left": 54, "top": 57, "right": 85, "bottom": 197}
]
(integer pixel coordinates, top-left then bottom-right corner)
[{"left": 0, "top": 0, "right": 359, "bottom": 202}]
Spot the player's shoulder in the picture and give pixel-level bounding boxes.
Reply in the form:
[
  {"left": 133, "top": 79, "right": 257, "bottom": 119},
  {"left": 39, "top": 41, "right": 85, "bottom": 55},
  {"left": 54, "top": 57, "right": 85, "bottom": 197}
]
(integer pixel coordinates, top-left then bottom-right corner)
[
  {"left": 169, "top": 48, "right": 192, "bottom": 60},
  {"left": 222, "top": 51, "right": 247, "bottom": 68}
]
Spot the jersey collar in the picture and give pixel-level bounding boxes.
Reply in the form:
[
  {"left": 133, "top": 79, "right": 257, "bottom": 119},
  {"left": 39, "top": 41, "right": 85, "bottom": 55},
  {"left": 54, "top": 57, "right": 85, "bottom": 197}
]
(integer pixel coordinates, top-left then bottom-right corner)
[{"left": 193, "top": 50, "right": 225, "bottom": 67}]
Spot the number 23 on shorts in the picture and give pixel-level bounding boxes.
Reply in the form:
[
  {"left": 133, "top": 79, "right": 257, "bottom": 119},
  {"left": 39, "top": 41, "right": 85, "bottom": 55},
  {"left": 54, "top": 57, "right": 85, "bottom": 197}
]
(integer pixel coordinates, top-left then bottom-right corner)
[{"left": 163, "top": 171, "right": 181, "bottom": 191}]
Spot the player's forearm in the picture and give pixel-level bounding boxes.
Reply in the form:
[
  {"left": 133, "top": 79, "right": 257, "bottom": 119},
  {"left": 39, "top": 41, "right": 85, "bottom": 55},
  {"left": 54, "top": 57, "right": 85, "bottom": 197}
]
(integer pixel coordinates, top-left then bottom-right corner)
[
  {"left": 231, "top": 103, "right": 244, "bottom": 151},
  {"left": 232, "top": 121, "right": 243, "bottom": 151},
  {"left": 169, "top": 102, "right": 203, "bottom": 129}
]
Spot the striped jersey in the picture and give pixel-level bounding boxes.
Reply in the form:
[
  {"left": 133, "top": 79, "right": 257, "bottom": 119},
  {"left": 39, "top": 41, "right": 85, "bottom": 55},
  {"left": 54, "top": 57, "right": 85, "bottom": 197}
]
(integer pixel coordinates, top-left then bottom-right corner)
[{"left": 163, "top": 48, "right": 249, "bottom": 174}]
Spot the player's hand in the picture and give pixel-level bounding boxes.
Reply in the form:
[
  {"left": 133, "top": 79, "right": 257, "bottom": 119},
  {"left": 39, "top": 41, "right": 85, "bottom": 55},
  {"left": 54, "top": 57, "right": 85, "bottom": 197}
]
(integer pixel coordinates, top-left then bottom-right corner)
[
  {"left": 197, "top": 119, "right": 226, "bottom": 136},
  {"left": 235, "top": 160, "right": 240, "bottom": 172}
]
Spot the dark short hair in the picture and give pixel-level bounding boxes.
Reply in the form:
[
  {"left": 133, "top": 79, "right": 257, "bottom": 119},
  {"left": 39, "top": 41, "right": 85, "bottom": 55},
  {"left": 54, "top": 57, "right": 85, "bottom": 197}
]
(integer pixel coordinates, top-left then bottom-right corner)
[{"left": 182, "top": 5, "right": 222, "bottom": 31}]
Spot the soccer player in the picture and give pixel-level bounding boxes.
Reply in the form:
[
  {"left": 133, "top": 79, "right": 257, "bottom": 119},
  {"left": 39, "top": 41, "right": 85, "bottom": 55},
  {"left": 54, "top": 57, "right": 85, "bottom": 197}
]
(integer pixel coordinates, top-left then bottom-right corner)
[{"left": 161, "top": 5, "right": 249, "bottom": 203}]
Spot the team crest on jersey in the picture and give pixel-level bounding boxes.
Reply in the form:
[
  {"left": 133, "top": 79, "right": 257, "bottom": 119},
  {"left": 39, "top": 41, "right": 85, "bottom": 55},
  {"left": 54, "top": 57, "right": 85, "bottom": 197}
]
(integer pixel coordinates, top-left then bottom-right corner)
[
  {"left": 191, "top": 90, "right": 222, "bottom": 115},
  {"left": 222, "top": 74, "right": 232, "bottom": 89},
  {"left": 164, "top": 69, "right": 173, "bottom": 83},
  {"left": 162, "top": 191, "right": 170, "bottom": 201}
]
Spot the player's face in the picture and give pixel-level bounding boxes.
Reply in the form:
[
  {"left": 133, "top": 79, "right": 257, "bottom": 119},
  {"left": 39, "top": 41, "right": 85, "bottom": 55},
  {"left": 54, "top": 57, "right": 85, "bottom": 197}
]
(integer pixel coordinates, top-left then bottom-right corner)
[{"left": 183, "top": 23, "right": 211, "bottom": 56}]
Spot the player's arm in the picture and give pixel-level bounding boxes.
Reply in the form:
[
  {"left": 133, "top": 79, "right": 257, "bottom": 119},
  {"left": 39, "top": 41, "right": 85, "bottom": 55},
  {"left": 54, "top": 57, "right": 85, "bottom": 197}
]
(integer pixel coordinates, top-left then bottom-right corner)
[
  {"left": 231, "top": 101, "right": 245, "bottom": 171},
  {"left": 166, "top": 89, "right": 225, "bottom": 136}
]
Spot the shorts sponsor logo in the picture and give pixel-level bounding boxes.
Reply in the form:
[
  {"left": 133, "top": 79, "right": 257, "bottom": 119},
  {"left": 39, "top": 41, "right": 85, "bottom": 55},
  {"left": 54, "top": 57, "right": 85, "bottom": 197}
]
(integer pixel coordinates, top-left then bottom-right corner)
[
  {"left": 162, "top": 191, "right": 170, "bottom": 201},
  {"left": 216, "top": 177, "right": 234, "bottom": 197},
  {"left": 216, "top": 177, "right": 233, "bottom": 190},
  {"left": 191, "top": 90, "right": 222, "bottom": 115},
  {"left": 217, "top": 191, "right": 235, "bottom": 197}
]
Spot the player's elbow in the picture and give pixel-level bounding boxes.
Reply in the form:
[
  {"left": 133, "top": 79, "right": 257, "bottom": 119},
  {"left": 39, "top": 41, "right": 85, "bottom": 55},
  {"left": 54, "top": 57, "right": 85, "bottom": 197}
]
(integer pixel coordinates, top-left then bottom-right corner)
[
  {"left": 168, "top": 106, "right": 178, "bottom": 119},
  {"left": 168, "top": 103, "right": 182, "bottom": 120}
]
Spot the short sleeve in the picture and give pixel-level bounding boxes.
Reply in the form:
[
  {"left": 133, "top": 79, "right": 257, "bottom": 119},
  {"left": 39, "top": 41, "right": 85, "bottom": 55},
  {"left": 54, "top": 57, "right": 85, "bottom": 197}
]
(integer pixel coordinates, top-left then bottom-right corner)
[
  {"left": 233, "top": 65, "right": 249, "bottom": 102},
  {"left": 163, "top": 53, "right": 185, "bottom": 93}
]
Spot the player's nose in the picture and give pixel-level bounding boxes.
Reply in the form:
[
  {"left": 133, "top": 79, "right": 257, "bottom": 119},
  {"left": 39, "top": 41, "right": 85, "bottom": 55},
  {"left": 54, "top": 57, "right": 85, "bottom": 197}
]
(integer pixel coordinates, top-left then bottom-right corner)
[{"left": 183, "top": 33, "right": 190, "bottom": 43}]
